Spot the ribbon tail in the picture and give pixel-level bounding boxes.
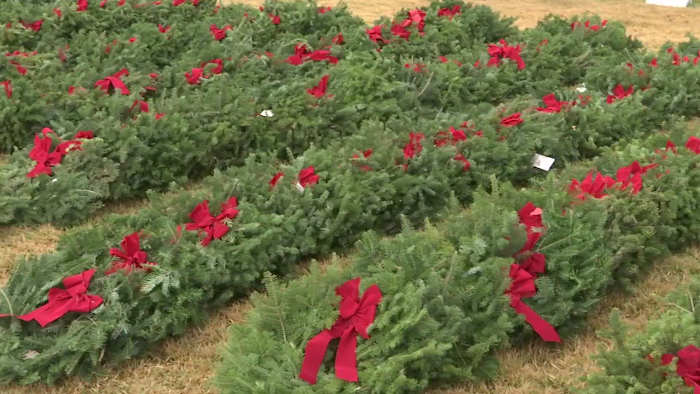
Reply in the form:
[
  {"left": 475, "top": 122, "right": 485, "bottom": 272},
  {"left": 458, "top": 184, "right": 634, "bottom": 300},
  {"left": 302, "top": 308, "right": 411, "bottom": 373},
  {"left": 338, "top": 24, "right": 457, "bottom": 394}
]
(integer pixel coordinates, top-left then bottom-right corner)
[
  {"left": 299, "top": 330, "right": 335, "bottom": 384},
  {"left": 18, "top": 299, "right": 72, "bottom": 327},
  {"left": 335, "top": 331, "right": 359, "bottom": 382},
  {"left": 513, "top": 299, "right": 560, "bottom": 343}
]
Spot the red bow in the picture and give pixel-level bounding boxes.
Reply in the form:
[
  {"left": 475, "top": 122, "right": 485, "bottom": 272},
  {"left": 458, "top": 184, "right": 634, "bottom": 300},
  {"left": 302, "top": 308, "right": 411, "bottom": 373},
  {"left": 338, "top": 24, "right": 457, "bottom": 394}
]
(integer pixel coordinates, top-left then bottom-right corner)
[
  {"left": 506, "top": 264, "right": 560, "bottom": 342},
  {"left": 500, "top": 112, "right": 524, "bottom": 127},
  {"left": 94, "top": 69, "right": 130, "bottom": 95},
  {"left": 307, "top": 75, "right": 330, "bottom": 98},
  {"left": 285, "top": 44, "right": 339, "bottom": 66},
  {"left": 26, "top": 128, "right": 87, "bottom": 178},
  {"left": 437, "top": 5, "right": 461, "bottom": 19},
  {"left": 536, "top": 93, "right": 573, "bottom": 113},
  {"left": 106, "top": 232, "right": 157, "bottom": 275},
  {"left": 403, "top": 132, "right": 425, "bottom": 160},
  {"left": 1, "top": 80, "right": 12, "bottom": 98},
  {"left": 298, "top": 166, "right": 320, "bottom": 188},
  {"left": 606, "top": 83, "right": 634, "bottom": 104},
  {"left": 506, "top": 203, "right": 560, "bottom": 342},
  {"left": 299, "top": 278, "right": 382, "bottom": 384},
  {"left": 662, "top": 345, "right": 700, "bottom": 393},
  {"left": 185, "top": 197, "right": 239, "bottom": 246},
  {"left": 0, "top": 269, "right": 103, "bottom": 327},
  {"left": 686, "top": 136, "right": 700, "bottom": 154},
  {"left": 487, "top": 40, "right": 526, "bottom": 70}
]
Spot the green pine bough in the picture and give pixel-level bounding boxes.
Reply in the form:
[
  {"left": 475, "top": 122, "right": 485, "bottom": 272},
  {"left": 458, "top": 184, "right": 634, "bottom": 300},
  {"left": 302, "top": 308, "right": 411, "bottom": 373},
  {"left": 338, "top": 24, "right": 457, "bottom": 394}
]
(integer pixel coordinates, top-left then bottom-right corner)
[
  {"left": 215, "top": 134, "right": 699, "bottom": 393},
  {"left": 0, "top": 88, "right": 695, "bottom": 385},
  {"left": 579, "top": 268, "right": 700, "bottom": 393},
  {"left": 4, "top": 0, "right": 697, "bottom": 226}
]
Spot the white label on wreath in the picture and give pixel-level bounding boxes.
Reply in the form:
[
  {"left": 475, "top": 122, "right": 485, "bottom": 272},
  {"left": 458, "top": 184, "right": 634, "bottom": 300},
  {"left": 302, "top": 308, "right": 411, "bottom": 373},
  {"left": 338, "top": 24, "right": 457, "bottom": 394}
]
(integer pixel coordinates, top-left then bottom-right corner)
[
  {"left": 532, "top": 153, "right": 555, "bottom": 171},
  {"left": 23, "top": 350, "right": 40, "bottom": 360},
  {"left": 295, "top": 182, "right": 305, "bottom": 192},
  {"left": 260, "top": 110, "right": 274, "bottom": 117}
]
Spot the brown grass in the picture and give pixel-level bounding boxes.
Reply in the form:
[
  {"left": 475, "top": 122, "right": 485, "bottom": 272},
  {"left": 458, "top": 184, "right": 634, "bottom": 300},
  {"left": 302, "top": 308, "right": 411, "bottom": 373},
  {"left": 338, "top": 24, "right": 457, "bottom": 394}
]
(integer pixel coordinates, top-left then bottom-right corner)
[
  {"left": 0, "top": 224, "right": 63, "bottom": 285},
  {"left": 225, "top": 0, "right": 700, "bottom": 49}
]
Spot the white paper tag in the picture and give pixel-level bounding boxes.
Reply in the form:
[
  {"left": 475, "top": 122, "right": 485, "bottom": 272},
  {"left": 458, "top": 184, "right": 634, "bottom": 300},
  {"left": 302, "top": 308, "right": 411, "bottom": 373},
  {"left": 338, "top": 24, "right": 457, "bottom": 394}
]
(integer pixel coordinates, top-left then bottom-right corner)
[
  {"left": 532, "top": 153, "right": 555, "bottom": 171},
  {"left": 295, "top": 182, "right": 305, "bottom": 192},
  {"left": 260, "top": 110, "right": 274, "bottom": 117},
  {"left": 576, "top": 83, "right": 587, "bottom": 93},
  {"left": 23, "top": 350, "right": 40, "bottom": 360}
]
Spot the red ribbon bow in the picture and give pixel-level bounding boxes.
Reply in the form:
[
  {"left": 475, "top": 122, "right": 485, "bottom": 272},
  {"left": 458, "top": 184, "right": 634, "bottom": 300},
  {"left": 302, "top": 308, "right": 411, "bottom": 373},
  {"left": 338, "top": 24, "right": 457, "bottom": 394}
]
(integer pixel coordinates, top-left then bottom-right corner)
[
  {"left": 94, "top": 69, "right": 130, "bottom": 95},
  {"left": 536, "top": 93, "right": 573, "bottom": 113},
  {"left": 506, "top": 203, "right": 560, "bottom": 342},
  {"left": 1, "top": 80, "right": 12, "bottom": 98},
  {"left": 298, "top": 166, "right": 320, "bottom": 188},
  {"left": 506, "top": 264, "right": 560, "bottom": 342},
  {"left": 299, "top": 278, "right": 382, "bottom": 384},
  {"left": 662, "top": 345, "right": 700, "bottom": 393},
  {"left": 185, "top": 197, "right": 239, "bottom": 246},
  {"left": 106, "top": 232, "right": 157, "bottom": 275},
  {"left": 0, "top": 269, "right": 103, "bottom": 327},
  {"left": 686, "top": 136, "right": 700, "bottom": 154},
  {"left": 487, "top": 39, "right": 526, "bottom": 70},
  {"left": 26, "top": 128, "right": 88, "bottom": 178}
]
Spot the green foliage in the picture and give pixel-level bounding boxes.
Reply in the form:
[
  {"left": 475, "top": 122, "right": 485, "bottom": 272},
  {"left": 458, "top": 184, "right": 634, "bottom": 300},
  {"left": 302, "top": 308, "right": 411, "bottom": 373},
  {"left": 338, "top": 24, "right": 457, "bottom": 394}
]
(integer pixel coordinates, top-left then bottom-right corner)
[
  {"left": 217, "top": 218, "right": 513, "bottom": 394},
  {"left": 2, "top": 0, "right": 697, "bottom": 225},
  {"left": 581, "top": 278, "right": 700, "bottom": 394},
  {"left": 216, "top": 138, "right": 699, "bottom": 392}
]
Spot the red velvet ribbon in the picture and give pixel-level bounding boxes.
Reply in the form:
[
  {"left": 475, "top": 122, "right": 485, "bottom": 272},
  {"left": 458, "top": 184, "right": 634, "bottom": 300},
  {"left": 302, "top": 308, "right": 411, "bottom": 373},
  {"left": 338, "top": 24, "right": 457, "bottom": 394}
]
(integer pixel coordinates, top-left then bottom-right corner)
[
  {"left": 0, "top": 269, "right": 103, "bottom": 327},
  {"left": 507, "top": 264, "right": 560, "bottom": 342},
  {"left": 506, "top": 203, "right": 560, "bottom": 343},
  {"left": 299, "top": 278, "right": 382, "bottom": 384},
  {"left": 662, "top": 345, "right": 700, "bottom": 393},
  {"left": 185, "top": 197, "right": 239, "bottom": 247}
]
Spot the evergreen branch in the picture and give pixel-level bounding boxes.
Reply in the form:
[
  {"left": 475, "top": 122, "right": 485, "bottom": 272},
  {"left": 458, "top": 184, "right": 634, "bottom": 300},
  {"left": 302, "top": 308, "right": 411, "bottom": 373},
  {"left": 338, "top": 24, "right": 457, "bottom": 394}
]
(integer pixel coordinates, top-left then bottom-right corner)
[
  {"left": 0, "top": 287, "right": 13, "bottom": 316},
  {"left": 666, "top": 302, "right": 692, "bottom": 315}
]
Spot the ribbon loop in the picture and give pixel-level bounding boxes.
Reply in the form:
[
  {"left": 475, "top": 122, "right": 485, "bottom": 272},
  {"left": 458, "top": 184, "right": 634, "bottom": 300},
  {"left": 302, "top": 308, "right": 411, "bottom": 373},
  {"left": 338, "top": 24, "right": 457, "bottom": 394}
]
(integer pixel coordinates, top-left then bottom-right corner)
[
  {"left": 299, "top": 278, "right": 382, "bottom": 385},
  {"left": 1, "top": 269, "right": 103, "bottom": 327},
  {"left": 507, "top": 203, "right": 560, "bottom": 343}
]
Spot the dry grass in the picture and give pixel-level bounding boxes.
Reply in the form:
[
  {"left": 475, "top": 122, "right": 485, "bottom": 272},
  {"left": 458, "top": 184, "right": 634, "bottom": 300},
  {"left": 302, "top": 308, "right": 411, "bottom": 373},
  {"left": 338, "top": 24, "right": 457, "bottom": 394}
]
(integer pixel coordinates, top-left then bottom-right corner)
[
  {"left": 429, "top": 247, "right": 700, "bottom": 394},
  {"left": 0, "top": 224, "right": 63, "bottom": 285},
  {"left": 225, "top": 0, "right": 700, "bottom": 49}
]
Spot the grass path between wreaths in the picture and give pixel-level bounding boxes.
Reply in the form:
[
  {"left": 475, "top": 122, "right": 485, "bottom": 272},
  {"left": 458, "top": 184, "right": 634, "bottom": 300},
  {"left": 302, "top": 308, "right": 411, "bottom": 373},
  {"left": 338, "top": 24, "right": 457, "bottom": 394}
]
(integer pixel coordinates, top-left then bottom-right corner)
[{"left": 225, "top": 0, "right": 700, "bottom": 50}]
